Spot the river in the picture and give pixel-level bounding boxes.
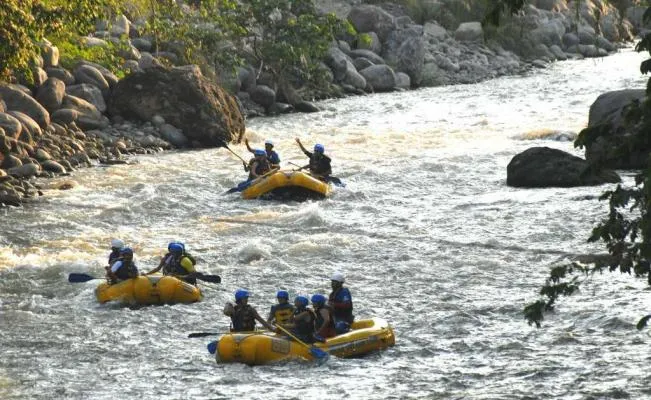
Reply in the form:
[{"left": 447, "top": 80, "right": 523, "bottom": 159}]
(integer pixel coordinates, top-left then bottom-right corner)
[{"left": 1, "top": 49, "right": 650, "bottom": 399}]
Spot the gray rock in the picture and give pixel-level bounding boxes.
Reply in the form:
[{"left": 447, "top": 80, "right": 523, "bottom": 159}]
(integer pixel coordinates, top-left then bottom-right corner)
[
  {"left": 77, "top": 61, "right": 119, "bottom": 88},
  {"left": 268, "top": 102, "right": 294, "bottom": 115},
  {"left": 596, "top": 36, "right": 616, "bottom": 52},
  {"left": 138, "top": 52, "right": 163, "bottom": 69},
  {"left": 343, "top": 60, "right": 367, "bottom": 89},
  {"left": 338, "top": 40, "right": 352, "bottom": 54},
  {"left": 76, "top": 114, "right": 110, "bottom": 130},
  {"left": 159, "top": 123, "right": 189, "bottom": 147},
  {"left": 347, "top": 5, "right": 396, "bottom": 42},
  {"left": 66, "top": 84, "right": 106, "bottom": 113},
  {"left": 41, "top": 42, "right": 60, "bottom": 68},
  {"left": 325, "top": 47, "right": 351, "bottom": 81},
  {"left": 562, "top": 33, "right": 580, "bottom": 48},
  {"left": 396, "top": 36, "right": 425, "bottom": 86},
  {"left": 349, "top": 49, "right": 385, "bottom": 65},
  {"left": 353, "top": 57, "right": 375, "bottom": 71},
  {"left": 111, "top": 15, "right": 130, "bottom": 37},
  {"left": 455, "top": 22, "right": 483, "bottom": 42},
  {"left": 1, "top": 154, "right": 22, "bottom": 169},
  {"left": 151, "top": 115, "right": 165, "bottom": 127},
  {"left": 51, "top": 109, "right": 79, "bottom": 125},
  {"left": 32, "top": 67, "right": 48, "bottom": 88},
  {"left": 548, "top": 45, "right": 567, "bottom": 60},
  {"left": 8, "top": 111, "right": 42, "bottom": 138},
  {"left": 35, "top": 77, "right": 66, "bottom": 112},
  {"left": 424, "top": 22, "right": 448, "bottom": 42},
  {"left": 8, "top": 163, "right": 40, "bottom": 179},
  {"left": 238, "top": 66, "right": 256, "bottom": 92},
  {"left": 130, "top": 38, "right": 152, "bottom": 52},
  {"left": 45, "top": 68, "right": 75, "bottom": 85},
  {"left": 250, "top": 85, "right": 276, "bottom": 109},
  {"left": 73, "top": 65, "right": 110, "bottom": 97},
  {"left": 35, "top": 148, "right": 52, "bottom": 161},
  {"left": 0, "top": 113, "right": 23, "bottom": 138},
  {"left": 356, "top": 32, "right": 382, "bottom": 54},
  {"left": 61, "top": 94, "right": 102, "bottom": 119},
  {"left": 41, "top": 160, "right": 66, "bottom": 174},
  {"left": 84, "top": 37, "right": 109, "bottom": 47},
  {"left": 0, "top": 85, "right": 50, "bottom": 128},
  {"left": 359, "top": 64, "right": 397, "bottom": 92},
  {"left": 507, "top": 147, "right": 620, "bottom": 188},
  {"left": 577, "top": 26, "right": 596, "bottom": 45},
  {"left": 395, "top": 72, "right": 411, "bottom": 89},
  {"left": 294, "top": 101, "right": 320, "bottom": 113}
]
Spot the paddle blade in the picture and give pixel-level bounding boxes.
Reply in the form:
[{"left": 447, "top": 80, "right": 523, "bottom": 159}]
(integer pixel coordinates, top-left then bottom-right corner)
[
  {"left": 207, "top": 341, "right": 217, "bottom": 354},
  {"left": 310, "top": 347, "right": 329, "bottom": 360},
  {"left": 188, "top": 332, "right": 219, "bottom": 338},
  {"left": 68, "top": 273, "right": 99, "bottom": 283},
  {"left": 197, "top": 273, "right": 221, "bottom": 284},
  {"left": 637, "top": 314, "right": 651, "bottom": 330}
]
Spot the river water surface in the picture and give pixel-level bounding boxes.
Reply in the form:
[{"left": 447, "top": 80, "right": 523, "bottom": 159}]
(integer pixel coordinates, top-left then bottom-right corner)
[{"left": 2, "top": 49, "right": 651, "bottom": 399}]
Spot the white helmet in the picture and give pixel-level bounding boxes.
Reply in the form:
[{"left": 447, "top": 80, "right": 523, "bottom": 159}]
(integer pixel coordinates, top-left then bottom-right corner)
[
  {"left": 264, "top": 139, "right": 274, "bottom": 146},
  {"left": 331, "top": 272, "right": 345, "bottom": 283},
  {"left": 111, "top": 239, "right": 124, "bottom": 249}
]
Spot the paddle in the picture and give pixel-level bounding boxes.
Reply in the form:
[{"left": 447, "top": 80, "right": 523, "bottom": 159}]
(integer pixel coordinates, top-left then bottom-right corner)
[
  {"left": 275, "top": 324, "right": 329, "bottom": 360},
  {"left": 195, "top": 272, "right": 221, "bottom": 284},
  {"left": 207, "top": 340, "right": 218, "bottom": 354},
  {"left": 68, "top": 273, "right": 103, "bottom": 283},
  {"left": 189, "top": 332, "right": 221, "bottom": 338}
]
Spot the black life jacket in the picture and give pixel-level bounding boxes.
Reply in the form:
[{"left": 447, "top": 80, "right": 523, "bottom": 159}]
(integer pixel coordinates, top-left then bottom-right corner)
[
  {"left": 292, "top": 307, "right": 316, "bottom": 339},
  {"left": 270, "top": 303, "right": 294, "bottom": 325},
  {"left": 231, "top": 304, "right": 256, "bottom": 332},
  {"left": 108, "top": 249, "right": 121, "bottom": 265},
  {"left": 309, "top": 154, "right": 331, "bottom": 175},
  {"left": 248, "top": 157, "right": 271, "bottom": 180},
  {"left": 314, "top": 304, "right": 335, "bottom": 332},
  {"left": 161, "top": 253, "right": 188, "bottom": 276},
  {"left": 114, "top": 259, "right": 138, "bottom": 281}
]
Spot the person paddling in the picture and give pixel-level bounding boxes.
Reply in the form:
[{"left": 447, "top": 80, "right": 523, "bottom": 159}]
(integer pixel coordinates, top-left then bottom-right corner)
[
  {"left": 267, "top": 290, "right": 295, "bottom": 328},
  {"left": 245, "top": 138, "right": 280, "bottom": 169},
  {"left": 224, "top": 289, "right": 275, "bottom": 332},
  {"left": 295, "top": 138, "right": 332, "bottom": 180},
  {"left": 245, "top": 149, "right": 274, "bottom": 180},
  {"left": 106, "top": 247, "right": 139, "bottom": 284},
  {"left": 145, "top": 242, "right": 197, "bottom": 285},
  {"left": 328, "top": 272, "right": 354, "bottom": 324},
  {"left": 108, "top": 239, "right": 124, "bottom": 266}
]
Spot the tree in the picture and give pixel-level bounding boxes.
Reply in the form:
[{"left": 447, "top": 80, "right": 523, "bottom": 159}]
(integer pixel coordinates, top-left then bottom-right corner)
[{"left": 523, "top": 5, "right": 651, "bottom": 328}]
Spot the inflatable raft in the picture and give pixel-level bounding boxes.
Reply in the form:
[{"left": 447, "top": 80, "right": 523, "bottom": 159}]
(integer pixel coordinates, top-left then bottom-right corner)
[
  {"left": 241, "top": 170, "right": 331, "bottom": 200},
  {"left": 95, "top": 275, "right": 202, "bottom": 305},
  {"left": 212, "top": 317, "right": 395, "bottom": 365}
]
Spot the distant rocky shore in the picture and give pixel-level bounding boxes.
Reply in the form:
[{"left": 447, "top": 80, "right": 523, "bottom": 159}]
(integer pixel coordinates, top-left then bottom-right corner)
[{"left": 1, "top": 0, "right": 648, "bottom": 205}]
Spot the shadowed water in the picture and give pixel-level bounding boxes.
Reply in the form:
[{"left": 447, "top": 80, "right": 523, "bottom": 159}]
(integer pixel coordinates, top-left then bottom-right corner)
[{"left": 2, "top": 49, "right": 651, "bottom": 399}]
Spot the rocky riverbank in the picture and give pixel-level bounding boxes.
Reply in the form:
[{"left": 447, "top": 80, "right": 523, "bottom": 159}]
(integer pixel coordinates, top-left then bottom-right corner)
[{"left": 1, "top": 0, "right": 648, "bottom": 206}]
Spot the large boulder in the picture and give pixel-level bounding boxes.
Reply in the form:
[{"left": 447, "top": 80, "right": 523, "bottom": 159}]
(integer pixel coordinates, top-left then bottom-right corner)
[
  {"left": 359, "top": 64, "right": 397, "bottom": 92},
  {"left": 584, "top": 89, "right": 647, "bottom": 169},
  {"left": 73, "top": 64, "right": 110, "bottom": 97},
  {"left": 0, "top": 85, "right": 50, "bottom": 128},
  {"left": 507, "top": 147, "right": 620, "bottom": 187},
  {"left": 35, "top": 77, "right": 66, "bottom": 112},
  {"left": 109, "top": 66, "right": 245, "bottom": 146},
  {"left": 0, "top": 113, "right": 23, "bottom": 139},
  {"left": 347, "top": 5, "right": 396, "bottom": 42},
  {"left": 66, "top": 84, "right": 106, "bottom": 113}
]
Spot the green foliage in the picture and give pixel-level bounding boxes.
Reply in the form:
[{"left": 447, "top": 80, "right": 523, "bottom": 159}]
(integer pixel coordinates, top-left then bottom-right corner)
[
  {"left": 0, "top": 1, "right": 41, "bottom": 81},
  {"left": 55, "top": 37, "right": 127, "bottom": 77}
]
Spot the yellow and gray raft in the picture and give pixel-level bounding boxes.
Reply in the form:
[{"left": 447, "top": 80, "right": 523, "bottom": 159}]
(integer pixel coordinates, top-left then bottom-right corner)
[
  {"left": 241, "top": 170, "right": 332, "bottom": 200},
  {"left": 212, "top": 317, "right": 395, "bottom": 365},
  {"left": 95, "top": 275, "right": 202, "bottom": 305}
]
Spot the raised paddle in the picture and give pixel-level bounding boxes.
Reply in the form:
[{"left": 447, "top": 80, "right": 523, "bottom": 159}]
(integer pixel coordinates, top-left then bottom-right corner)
[
  {"left": 189, "top": 332, "right": 221, "bottom": 338},
  {"left": 637, "top": 314, "right": 651, "bottom": 330},
  {"left": 275, "top": 324, "right": 329, "bottom": 360},
  {"left": 68, "top": 273, "right": 103, "bottom": 283}
]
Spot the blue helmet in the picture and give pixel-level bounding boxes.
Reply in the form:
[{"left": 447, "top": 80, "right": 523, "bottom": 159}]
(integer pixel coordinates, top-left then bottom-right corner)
[
  {"left": 235, "top": 289, "right": 249, "bottom": 301},
  {"left": 311, "top": 294, "right": 326, "bottom": 306},
  {"left": 335, "top": 321, "right": 350, "bottom": 334},
  {"left": 254, "top": 149, "right": 266, "bottom": 156},
  {"left": 295, "top": 295, "right": 309, "bottom": 307},
  {"left": 314, "top": 144, "right": 324, "bottom": 153},
  {"left": 119, "top": 247, "right": 133, "bottom": 256},
  {"left": 276, "top": 290, "right": 289, "bottom": 299},
  {"left": 169, "top": 243, "right": 183, "bottom": 253}
]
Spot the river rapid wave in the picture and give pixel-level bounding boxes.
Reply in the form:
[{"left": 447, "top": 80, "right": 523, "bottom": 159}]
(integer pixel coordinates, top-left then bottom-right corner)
[{"left": 2, "top": 49, "right": 651, "bottom": 399}]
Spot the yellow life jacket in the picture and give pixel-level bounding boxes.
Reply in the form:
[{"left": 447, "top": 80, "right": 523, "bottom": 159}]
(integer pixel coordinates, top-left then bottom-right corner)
[{"left": 270, "top": 303, "right": 294, "bottom": 326}]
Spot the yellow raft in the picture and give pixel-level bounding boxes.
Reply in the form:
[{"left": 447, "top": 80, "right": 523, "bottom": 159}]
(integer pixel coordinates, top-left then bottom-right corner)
[
  {"left": 241, "top": 170, "right": 331, "bottom": 200},
  {"left": 95, "top": 275, "right": 202, "bottom": 305},
  {"left": 213, "top": 317, "right": 395, "bottom": 365}
]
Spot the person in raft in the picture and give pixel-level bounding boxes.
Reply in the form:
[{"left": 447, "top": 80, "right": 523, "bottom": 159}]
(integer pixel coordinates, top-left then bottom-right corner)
[
  {"left": 328, "top": 272, "right": 354, "bottom": 325},
  {"left": 145, "top": 242, "right": 197, "bottom": 285},
  {"left": 224, "top": 289, "right": 275, "bottom": 332},
  {"left": 290, "top": 295, "right": 317, "bottom": 343},
  {"left": 106, "top": 247, "right": 139, "bottom": 284},
  {"left": 245, "top": 138, "right": 280, "bottom": 169},
  {"left": 311, "top": 294, "right": 337, "bottom": 339},
  {"left": 245, "top": 149, "right": 273, "bottom": 181},
  {"left": 295, "top": 138, "right": 332, "bottom": 181},
  {"left": 108, "top": 238, "right": 124, "bottom": 266},
  {"left": 267, "top": 290, "right": 295, "bottom": 329}
]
